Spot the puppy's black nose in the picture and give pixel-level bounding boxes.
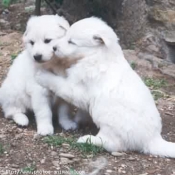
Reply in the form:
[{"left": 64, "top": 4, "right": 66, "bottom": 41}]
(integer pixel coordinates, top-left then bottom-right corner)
[
  {"left": 34, "top": 54, "right": 42, "bottom": 62},
  {"left": 53, "top": 46, "right": 57, "bottom": 51}
]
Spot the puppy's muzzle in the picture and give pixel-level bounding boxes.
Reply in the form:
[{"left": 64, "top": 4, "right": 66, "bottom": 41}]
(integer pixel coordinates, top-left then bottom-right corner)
[{"left": 34, "top": 54, "right": 42, "bottom": 62}]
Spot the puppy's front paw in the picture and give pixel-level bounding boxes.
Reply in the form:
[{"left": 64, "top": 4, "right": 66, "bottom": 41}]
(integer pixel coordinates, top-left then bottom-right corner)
[
  {"left": 35, "top": 71, "right": 48, "bottom": 87},
  {"left": 37, "top": 123, "right": 54, "bottom": 136}
]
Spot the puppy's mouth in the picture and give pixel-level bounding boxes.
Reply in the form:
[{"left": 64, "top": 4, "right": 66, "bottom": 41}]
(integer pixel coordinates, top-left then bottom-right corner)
[{"left": 34, "top": 59, "right": 46, "bottom": 63}]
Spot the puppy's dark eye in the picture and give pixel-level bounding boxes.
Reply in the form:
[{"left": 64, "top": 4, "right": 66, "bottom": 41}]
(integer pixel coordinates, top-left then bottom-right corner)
[
  {"left": 68, "top": 40, "right": 76, "bottom": 45},
  {"left": 30, "top": 40, "right": 34, "bottom": 45},
  {"left": 44, "top": 39, "right": 52, "bottom": 44}
]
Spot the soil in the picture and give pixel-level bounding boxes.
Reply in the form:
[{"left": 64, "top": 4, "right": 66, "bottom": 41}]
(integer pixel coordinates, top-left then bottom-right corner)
[
  {"left": 1, "top": 31, "right": 175, "bottom": 175},
  {"left": 1, "top": 3, "right": 175, "bottom": 175}
]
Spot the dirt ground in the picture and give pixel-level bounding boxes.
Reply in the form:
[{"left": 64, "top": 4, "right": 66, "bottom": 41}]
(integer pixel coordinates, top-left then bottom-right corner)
[{"left": 0, "top": 30, "right": 175, "bottom": 175}]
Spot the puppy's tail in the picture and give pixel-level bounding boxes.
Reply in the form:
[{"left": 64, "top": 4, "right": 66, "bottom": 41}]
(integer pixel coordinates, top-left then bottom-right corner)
[{"left": 145, "top": 136, "right": 175, "bottom": 158}]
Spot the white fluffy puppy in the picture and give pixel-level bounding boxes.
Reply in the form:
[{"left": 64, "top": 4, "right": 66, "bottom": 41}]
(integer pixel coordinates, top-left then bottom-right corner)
[
  {"left": 36, "top": 17, "right": 175, "bottom": 157},
  {"left": 0, "top": 15, "right": 78, "bottom": 135}
]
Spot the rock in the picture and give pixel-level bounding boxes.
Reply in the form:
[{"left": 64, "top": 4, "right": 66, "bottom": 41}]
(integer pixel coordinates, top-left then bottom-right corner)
[
  {"left": 33, "top": 134, "right": 42, "bottom": 140},
  {"left": 11, "top": 164, "right": 19, "bottom": 168},
  {"left": 3, "top": 9, "right": 9, "bottom": 15},
  {"left": 148, "top": 8, "right": 175, "bottom": 24},
  {"left": 51, "top": 151, "right": 57, "bottom": 156},
  {"left": 15, "top": 134, "right": 23, "bottom": 140},
  {"left": 0, "top": 19, "right": 10, "bottom": 30},
  {"left": 62, "top": 143, "right": 70, "bottom": 148},
  {"left": 11, "top": 142, "right": 17, "bottom": 147},
  {"left": 111, "top": 152, "right": 126, "bottom": 157},
  {"left": 52, "top": 160, "right": 60, "bottom": 166},
  {"left": 40, "top": 159, "right": 45, "bottom": 164},
  {"left": 0, "top": 19, "right": 7, "bottom": 24},
  {"left": 164, "top": 31, "right": 175, "bottom": 45},
  {"left": 0, "top": 134, "right": 6, "bottom": 139},
  {"left": 128, "top": 157, "right": 136, "bottom": 161},
  {"left": 106, "top": 169, "right": 113, "bottom": 173},
  {"left": 60, "top": 157, "right": 74, "bottom": 164},
  {"left": 25, "top": 5, "right": 35, "bottom": 13},
  {"left": 15, "top": 23, "right": 21, "bottom": 30},
  {"left": 59, "top": 153, "right": 75, "bottom": 159}
]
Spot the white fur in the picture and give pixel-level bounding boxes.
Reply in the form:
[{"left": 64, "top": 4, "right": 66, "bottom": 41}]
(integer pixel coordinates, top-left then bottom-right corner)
[
  {"left": 36, "top": 17, "right": 175, "bottom": 158},
  {"left": 0, "top": 15, "right": 75, "bottom": 135}
]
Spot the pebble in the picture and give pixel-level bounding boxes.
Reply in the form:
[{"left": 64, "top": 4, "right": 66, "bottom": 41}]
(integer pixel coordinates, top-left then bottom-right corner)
[
  {"left": 62, "top": 143, "right": 70, "bottom": 148},
  {"left": 128, "top": 157, "right": 136, "bottom": 161},
  {"left": 60, "top": 157, "right": 73, "bottom": 164},
  {"left": 15, "top": 134, "right": 23, "bottom": 140},
  {"left": 11, "top": 164, "right": 19, "bottom": 168},
  {"left": 0, "top": 134, "right": 6, "bottom": 139},
  {"left": 59, "top": 153, "right": 75, "bottom": 159},
  {"left": 52, "top": 160, "right": 60, "bottom": 166},
  {"left": 40, "top": 159, "right": 45, "bottom": 164},
  {"left": 106, "top": 169, "right": 113, "bottom": 173},
  {"left": 33, "top": 134, "right": 42, "bottom": 140},
  {"left": 111, "top": 152, "right": 126, "bottom": 157},
  {"left": 51, "top": 151, "right": 57, "bottom": 156},
  {"left": 11, "top": 142, "right": 17, "bottom": 147}
]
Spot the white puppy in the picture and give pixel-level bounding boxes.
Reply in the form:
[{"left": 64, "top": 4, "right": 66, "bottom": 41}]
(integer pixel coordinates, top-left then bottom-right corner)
[
  {"left": 36, "top": 17, "right": 175, "bottom": 158},
  {"left": 0, "top": 15, "right": 79, "bottom": 135}
]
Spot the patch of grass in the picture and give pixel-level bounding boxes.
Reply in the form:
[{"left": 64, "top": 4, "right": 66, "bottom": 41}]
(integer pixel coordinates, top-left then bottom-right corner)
[
  {"left": 144, "top": 77, "right": 167, "bottom": 89},
  {"left": 151, "top": 90, "right": 165, "bottom": 101},
  {"left": 11, "top": 53, "right": 18, "bottom": 60},
  {"left": 2, "top": 0, "right": 11, "bottom": 8},
  {"left": 43, "top": 136, "right": 104, "bottom": 156},
  {"left": 69, "top": 168, "right": 80, "bottom": 175},
  {"left": 130, "top": 61, "right": 137, "bottom": 70},
  {"left": 129, "top": 42, "right": 136, "bottom": 50},
  {"left": 0, "top": 143, "right": 4, "bottom": 155},
  {"left": 2, "top": 0, "right": 20, "bottom": 8},
  {"left": 21, "top": 163, "right": 36, "bottom": 173},
  {"left": 144, "top": 78, "right": 168, "bottom": 100}
]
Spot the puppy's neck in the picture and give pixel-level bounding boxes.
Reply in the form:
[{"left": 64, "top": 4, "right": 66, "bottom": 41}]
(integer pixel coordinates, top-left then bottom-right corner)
[{"left": 40, "top": 57, "right": 79, "bottom": 77}]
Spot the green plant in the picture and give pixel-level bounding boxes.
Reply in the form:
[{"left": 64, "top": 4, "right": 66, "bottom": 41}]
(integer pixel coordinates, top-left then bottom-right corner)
[
  {"left": 22, "top": 163, "right": 36, "bottom": 173},
  {"left": 151, "top": 90, "right": 168, "bottom": 101},
  {"left": 69, "top": 168, "right": 80, "bottom": 175},
  {"left": 143, "top": 77, "right": 168, "bottom": 100},
  {"left": 130, "top": 61, "right": 137, "bottom": 70},
  {"left": 43, "top": 136, "right": 104, "bottom": 156},
  {"left": 11, "top": 53, "right": 18, "bottom": 60},
  {"left": 2, "top": 0, "right": 11, "bottom": 8},
  {"left": 144, "top": 78, "right": 167, "bottom": 89},
  {"left": 0, "top": 143, "right": 4, "bottom": 155}
]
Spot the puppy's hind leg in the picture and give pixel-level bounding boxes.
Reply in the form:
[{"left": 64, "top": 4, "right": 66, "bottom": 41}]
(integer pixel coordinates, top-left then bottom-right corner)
[
  {"left": 12, "top": 113, "right": 29, "bottom": 126},
  {"left": 58, "top": 101, "right": 78, "bottom": 130},
  {"left": 77, "top": 126, "right": 124, "bottom": 153},
  {"left": 3, "top": 107, "right": 29, "bottom": 126}
]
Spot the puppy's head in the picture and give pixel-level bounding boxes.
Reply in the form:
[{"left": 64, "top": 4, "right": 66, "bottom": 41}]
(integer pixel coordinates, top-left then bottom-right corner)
[
  {"left": 53, "top": 17, "right": 119, "bottom": 61},
  {"left": 23, "top": 15, "right": 69, "bottom": 63}
]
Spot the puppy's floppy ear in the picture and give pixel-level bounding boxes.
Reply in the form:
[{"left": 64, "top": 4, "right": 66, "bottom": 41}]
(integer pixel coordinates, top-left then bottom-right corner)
[
  {"left": 93, "top": 31, "right": 119, "bottom": 47},
  {"left": 55, "top": 14, "right": 70, "bottom": 31},
  {"left": 22, "top": 29, "right": 28, "bottom": 43},
  {"left": 93, "top": 33, "right": 110, "bottom": 47},
  {"left": 93, "top": 35, "right": 105, "bottom": 45},
  {"left": 22, "top": 16, "right": 35, "bottom": 43}
]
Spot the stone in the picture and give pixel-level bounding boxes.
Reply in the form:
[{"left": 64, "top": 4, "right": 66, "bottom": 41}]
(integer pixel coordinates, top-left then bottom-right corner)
[
  {"left": 111, "top": 152, "right": 126, "bottom": 157},
  {"left": 59, "top": 153, "right": 75, "bottom": 159},
  {"left": 52, "top": 160, "right": 60, "bottom": 166}
]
